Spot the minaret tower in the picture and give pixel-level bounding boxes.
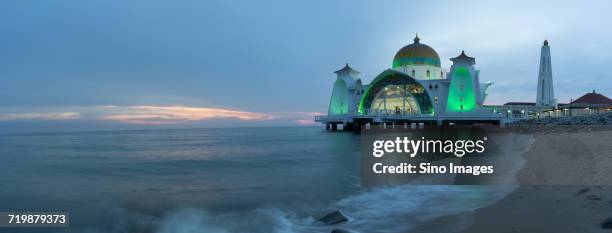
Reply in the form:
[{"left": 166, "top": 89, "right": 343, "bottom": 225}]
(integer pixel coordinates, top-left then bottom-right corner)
[{"left": 536, "top": 40, "right": 555, "bottom": 107}]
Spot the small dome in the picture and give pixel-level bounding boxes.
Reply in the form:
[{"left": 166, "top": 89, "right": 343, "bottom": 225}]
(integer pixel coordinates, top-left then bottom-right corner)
[{"left": 392, "top": 35, "right": 441, "bottom": 68}]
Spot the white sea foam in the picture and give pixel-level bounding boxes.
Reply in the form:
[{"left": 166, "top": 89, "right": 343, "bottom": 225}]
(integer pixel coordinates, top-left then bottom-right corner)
[
  {"left": 156, "top": 208, "right": 308, "bottom": 233},
  {"left": 154, "top": 185, "right": 514, "bottom": 233},
  {"left": 333, "top": 185, "right": 514, "bottom": 232}
]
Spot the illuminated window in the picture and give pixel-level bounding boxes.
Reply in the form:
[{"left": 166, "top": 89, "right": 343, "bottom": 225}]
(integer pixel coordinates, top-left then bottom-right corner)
[
  {"left": 434, "top": 96, "right": 439, "bottom": 103},
  {"left": 370, "top": 85, "right": 421, "bottom": 114},
  {"left": 408, "top": 84, "right": 424, "bottom": 93}
]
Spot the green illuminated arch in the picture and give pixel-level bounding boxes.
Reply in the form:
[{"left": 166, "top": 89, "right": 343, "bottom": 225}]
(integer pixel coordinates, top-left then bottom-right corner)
[
  {"left": 358, "top": 69, "right": 433, "bottom": 115},
  {"left": 446, "top": 67, "right": 476, "bottom": 112}
]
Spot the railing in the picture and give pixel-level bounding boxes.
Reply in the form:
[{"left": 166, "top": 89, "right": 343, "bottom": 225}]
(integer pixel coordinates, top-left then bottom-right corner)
[{"left": 315, "top": 108, "right": 511, "bottom": 123}]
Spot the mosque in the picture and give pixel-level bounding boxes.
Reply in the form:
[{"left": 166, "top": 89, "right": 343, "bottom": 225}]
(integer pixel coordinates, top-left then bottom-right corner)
[
  {"left": 316, "top": 35, "right": 503, "bottom": 131},
  {"left": 315, "top": 35, "right": 611, "bottom": 131}
]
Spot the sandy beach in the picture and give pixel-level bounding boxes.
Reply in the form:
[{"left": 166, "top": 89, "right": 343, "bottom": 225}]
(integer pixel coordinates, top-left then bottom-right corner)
[{"left": 413, "top": 125, "right": 612, "bottom": 233}]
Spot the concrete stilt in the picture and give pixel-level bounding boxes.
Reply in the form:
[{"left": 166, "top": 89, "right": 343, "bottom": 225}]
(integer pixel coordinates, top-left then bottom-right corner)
[
  {"left": 344, "top": 122, "right": 354, "bottom": 131},
  {"left": 353, "top": 122, "right": 361, "bottom": 134}
]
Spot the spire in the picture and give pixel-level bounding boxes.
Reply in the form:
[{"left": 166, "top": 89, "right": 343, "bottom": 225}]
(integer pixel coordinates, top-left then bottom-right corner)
[
  {"left": 536, "top": 38, "right": 554, "bottom": 107},
  {"left": 414, "top": 33, "right": 420, "bottom": 43}
]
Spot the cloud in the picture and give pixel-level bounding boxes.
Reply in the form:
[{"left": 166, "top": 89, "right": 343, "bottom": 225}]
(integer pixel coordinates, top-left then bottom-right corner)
[
  {"left": 270, "top": 111, "right": 323, "bottom": 125},
  {"left": 0, "top": 112, "right": 81, "bottom": 121},
  {"left": 97, "top": 105, "right": 274, "bottom": 124},
  {"left": 0, "top": 105, "right": 274, "bottom": 125},
  {"left": 0, "top": 106, "right": 326, "bottom": 128},
  {"left": 295, "top": 119, "right": 316, "bottom": 125}
]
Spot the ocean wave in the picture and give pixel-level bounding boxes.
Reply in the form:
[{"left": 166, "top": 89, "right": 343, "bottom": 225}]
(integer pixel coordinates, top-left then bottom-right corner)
[
  {"left": 156, "top": 208, "right": 312, "bottom": 233},
  {"left": 151, "top": 185, "right": 514, "bottom": 233},
  {"left": 333, "top": 185, "right": 514, "bottom": 232}
]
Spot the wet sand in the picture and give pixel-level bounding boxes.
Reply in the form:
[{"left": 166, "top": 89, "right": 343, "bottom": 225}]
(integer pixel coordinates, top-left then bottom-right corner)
[{"left": 412, "top": 126, "right": 612, "bottom": 233}]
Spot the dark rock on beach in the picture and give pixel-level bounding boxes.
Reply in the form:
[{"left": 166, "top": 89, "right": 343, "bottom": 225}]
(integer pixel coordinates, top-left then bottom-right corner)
[
  {"left": 602, "top": 218, "right": 612, "bottom": 229},
  {"left": 586, "top": 194, "right": 602, "bottom": 201},
  {"left": 515, "top": 112, "right": 612, "bottom": 125},
  {"left": 319, "top": 211, "right": 348, "bottom": 225},
  {"left": 331, "top": 228, "right": 352, "bottom": 233},
  {"left": 576, "top": 188, "right": 590, "bottom": 195}
]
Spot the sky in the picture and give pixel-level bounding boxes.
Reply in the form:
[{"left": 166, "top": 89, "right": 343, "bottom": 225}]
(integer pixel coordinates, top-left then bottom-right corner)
[{"left": 1, "top": 0, "right": 611, "bottom": 133}]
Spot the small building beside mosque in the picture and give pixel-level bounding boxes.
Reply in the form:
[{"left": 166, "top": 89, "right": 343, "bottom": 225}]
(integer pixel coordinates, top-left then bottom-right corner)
[{"left": 541, "top": 90, "right": 612, "bottom": 118}]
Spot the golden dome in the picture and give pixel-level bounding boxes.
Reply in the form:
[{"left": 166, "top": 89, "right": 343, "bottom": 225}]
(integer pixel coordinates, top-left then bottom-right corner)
[{"left": 392, "top": 35, "right": 441, "bottom": 68}]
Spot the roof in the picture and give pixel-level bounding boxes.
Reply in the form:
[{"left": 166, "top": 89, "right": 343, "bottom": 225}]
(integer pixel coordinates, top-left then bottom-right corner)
[
  {"left": 450, "top": 50, "right": 476, "bottom": 64},
  {"left": 504, "top": 102, "right": 536, "bottom": 106},
  {"left": 334, "top": 63, "right": 360, "bottom": 75},
  {"left": 571, "top": 91, "right": 612, "bottom": 105}
]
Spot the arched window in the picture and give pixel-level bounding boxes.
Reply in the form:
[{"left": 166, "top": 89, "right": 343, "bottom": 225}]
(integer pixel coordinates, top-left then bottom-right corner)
[
  {"left": 370, "top": 85, "right": 421, "bottom": 115},
  {"left": 426, "top": 70, "right": 430, "bottom": 78},
  {"left": 411, "top": 70, "right": 415, "bottom": 77},
  {"left": 441, "top": 71, "right": 443, "bottom": 78}
]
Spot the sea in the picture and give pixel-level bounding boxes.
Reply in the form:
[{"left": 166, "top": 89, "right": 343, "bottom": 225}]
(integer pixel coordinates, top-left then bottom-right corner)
[{"left": 0, "top": 126, "right": 513, "bottom": 233}]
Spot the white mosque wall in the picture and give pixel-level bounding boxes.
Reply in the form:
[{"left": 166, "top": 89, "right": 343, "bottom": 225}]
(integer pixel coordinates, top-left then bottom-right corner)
[
  {"left": 419, "top": 79, "right": 450, "bottom": 116},
  {"left": 479, "top": 81, "right": 493, "bottom": 103},
  {"left": 347, "top": 79, "right": 363, "bottom": 115},
  {"left": 394, "top": 64, "right": 446, "bottom": 80},
  {"left": 474, "top": 69, "right": 483, "bottom": 107}
]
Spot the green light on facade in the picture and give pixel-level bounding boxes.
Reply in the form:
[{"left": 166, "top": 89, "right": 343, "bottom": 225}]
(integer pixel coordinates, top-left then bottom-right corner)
[
  {"left": 358, "top": 72, "right": 383, "bottom": 114},
  {"left": 392, "top": 57, "right": 441, "bottom": 68},
  {"left": 446, "top": 67, "right": 476, "bottom": 112},
  {"left": 358, "top": 69, "right": 434, "bottom": 115},
  {"left": 358, "top": 85, "right": 372, "bottom": 114},
  {"left": 328, "top": 79, "right": 349, "bottom": 115}
]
